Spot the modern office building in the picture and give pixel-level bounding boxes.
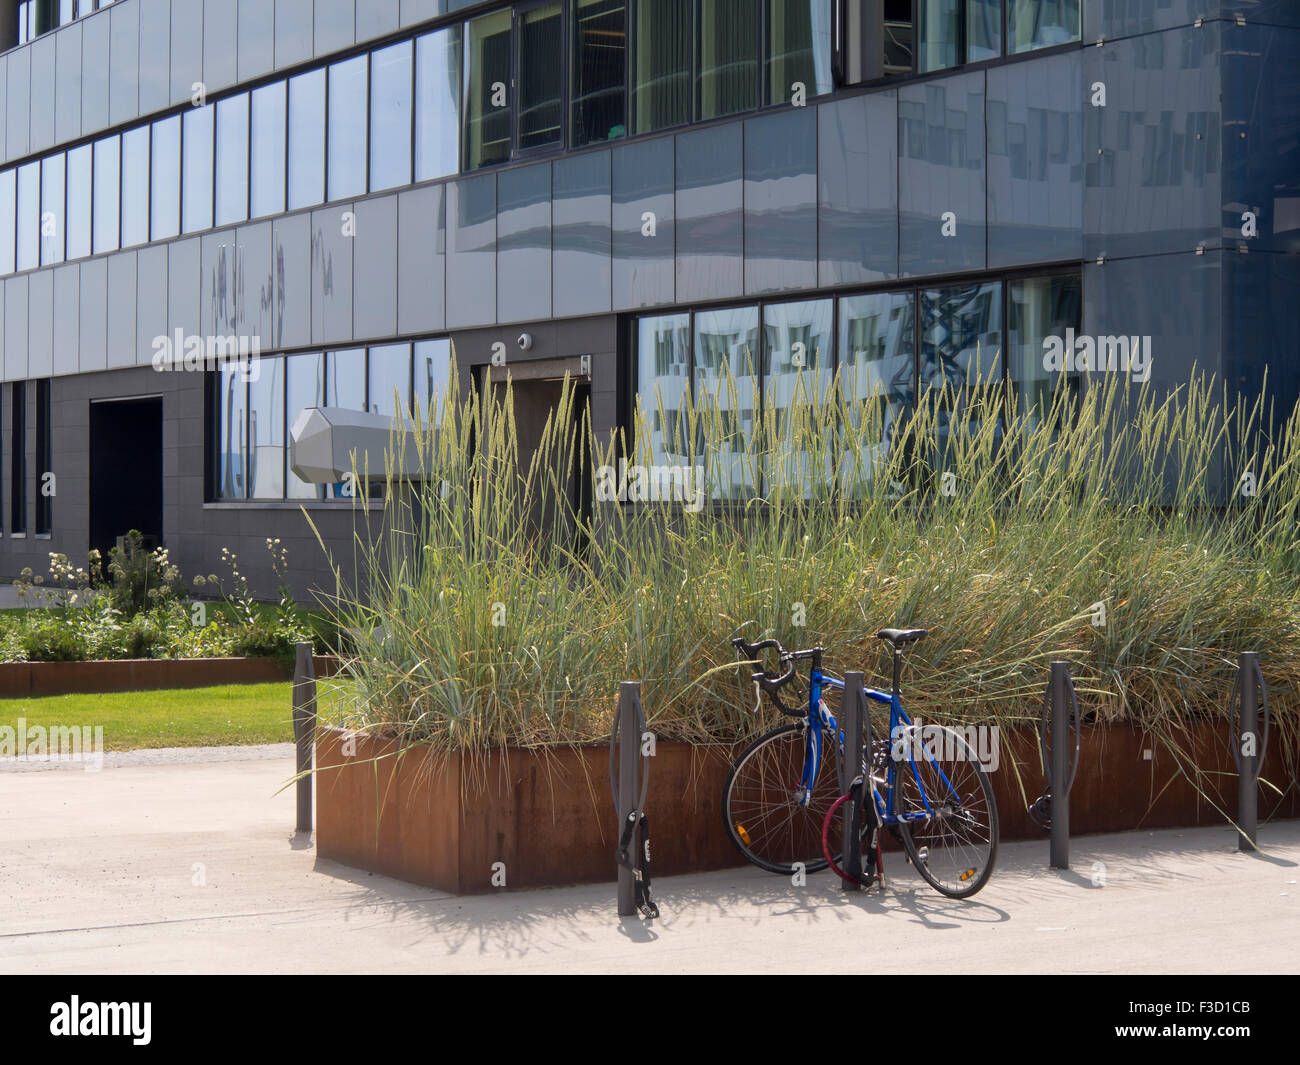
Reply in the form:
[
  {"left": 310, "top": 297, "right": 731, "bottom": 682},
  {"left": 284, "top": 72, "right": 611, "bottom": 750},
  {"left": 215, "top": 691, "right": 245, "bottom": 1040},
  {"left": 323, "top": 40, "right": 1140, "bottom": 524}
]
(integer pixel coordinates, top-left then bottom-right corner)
[{"left": 0, "top": 1, "right": 1295, "bottom": 597}]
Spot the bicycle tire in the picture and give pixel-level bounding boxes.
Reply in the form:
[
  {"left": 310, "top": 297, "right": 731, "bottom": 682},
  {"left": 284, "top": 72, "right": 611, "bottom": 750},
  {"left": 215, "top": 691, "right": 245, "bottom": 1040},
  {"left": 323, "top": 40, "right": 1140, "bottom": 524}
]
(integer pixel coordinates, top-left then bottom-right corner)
[
  {"left": 892, "top": 724, "right": 999, "bottom": 899},
  {"left": 722, "top": 722, "right": 843, "bottom": 875}
]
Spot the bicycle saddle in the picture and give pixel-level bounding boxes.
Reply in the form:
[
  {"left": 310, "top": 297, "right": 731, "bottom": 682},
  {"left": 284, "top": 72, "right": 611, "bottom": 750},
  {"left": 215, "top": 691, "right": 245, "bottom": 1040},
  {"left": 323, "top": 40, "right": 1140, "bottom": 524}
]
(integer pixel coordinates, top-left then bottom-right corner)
[{"left": 876, "top": 627, "right": 928, "bottom": 646}]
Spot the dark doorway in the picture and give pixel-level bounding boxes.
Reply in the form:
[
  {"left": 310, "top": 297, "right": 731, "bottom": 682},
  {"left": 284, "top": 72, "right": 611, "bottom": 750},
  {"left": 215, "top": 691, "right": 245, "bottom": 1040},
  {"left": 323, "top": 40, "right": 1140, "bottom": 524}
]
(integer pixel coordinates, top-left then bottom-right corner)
[
  {"left": 475, "top": 360, "right": 592, "bottom": 559},
  {"left": 89, "top": 397, "right": 164, "bottom": 564}
]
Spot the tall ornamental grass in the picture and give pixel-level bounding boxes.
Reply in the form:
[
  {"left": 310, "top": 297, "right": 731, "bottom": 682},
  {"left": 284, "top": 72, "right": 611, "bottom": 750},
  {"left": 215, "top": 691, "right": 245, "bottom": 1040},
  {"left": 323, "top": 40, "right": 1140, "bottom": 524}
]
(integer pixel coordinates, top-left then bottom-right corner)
[{"left": 308, "top": 355, "right": 1300, "bottom": 792}]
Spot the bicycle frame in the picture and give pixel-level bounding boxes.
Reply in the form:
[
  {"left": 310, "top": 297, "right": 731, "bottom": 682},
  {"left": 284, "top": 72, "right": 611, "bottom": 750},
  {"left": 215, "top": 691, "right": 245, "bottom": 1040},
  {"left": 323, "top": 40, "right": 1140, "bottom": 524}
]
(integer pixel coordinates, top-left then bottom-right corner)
[{"left": 808, "top": 667, "right": 959, "bottom": 827}]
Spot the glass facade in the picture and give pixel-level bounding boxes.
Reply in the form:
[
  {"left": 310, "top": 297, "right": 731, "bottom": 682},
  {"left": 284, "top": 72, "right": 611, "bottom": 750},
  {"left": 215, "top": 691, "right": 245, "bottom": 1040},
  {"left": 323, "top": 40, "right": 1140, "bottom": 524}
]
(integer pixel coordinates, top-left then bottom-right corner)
[
  {"left": 211, "top": 343, "right": 455, "bottom": 501},
  {"left": 634, "top": 270, "right": 1081, "bottom": 501}
]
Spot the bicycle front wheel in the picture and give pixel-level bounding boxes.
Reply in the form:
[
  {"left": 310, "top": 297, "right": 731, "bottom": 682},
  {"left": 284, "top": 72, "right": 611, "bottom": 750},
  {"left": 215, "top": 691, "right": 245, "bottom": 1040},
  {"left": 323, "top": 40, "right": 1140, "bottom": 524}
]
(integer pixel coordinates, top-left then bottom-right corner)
[
  {"left": 892, "top": 724, "right": 998, "bottom": 898},
  {"left": 723, "top": 722, "right": 843, "bottom": 875}
]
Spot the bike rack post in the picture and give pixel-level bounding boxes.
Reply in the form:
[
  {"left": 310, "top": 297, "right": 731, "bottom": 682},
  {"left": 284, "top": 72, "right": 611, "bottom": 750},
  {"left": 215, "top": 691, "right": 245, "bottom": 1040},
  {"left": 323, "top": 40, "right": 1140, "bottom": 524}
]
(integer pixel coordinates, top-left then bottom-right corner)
[
  {"left": 611, "top": 681, "right": 644, "bottom": 917},
  {"left": 841, "top": 672, "right": 867, "bottom": 892},
  {"left": 1049, "top": 661, "right": 1075, "bottom": 870},
  {"left": 291, "top": 642, "right": 316, "bottom": 835},
  {"left": 1231, "top": 652, "right": 1270, "bottom": 853}
]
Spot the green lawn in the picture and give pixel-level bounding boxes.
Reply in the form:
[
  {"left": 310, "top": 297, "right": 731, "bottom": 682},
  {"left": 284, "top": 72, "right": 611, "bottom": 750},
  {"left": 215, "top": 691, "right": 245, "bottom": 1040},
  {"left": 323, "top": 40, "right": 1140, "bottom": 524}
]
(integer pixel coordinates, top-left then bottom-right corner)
[{"left": 0, "top": 683, "right": 296, "bottom": 751}]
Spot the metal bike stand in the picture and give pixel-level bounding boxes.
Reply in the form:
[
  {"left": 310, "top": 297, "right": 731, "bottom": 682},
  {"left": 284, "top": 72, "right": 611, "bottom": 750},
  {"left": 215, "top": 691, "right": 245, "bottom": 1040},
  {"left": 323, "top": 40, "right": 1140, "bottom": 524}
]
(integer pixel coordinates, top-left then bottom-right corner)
[
  {"left": 291, "top": 641, "right": 316, "bottom": 835},
  {"left": 1230, "top": 652, "right": 1271, "bottom": 852},
  {"left": 1035, "top": 660, "right": 1081, "bottom": 870},
  {"left": 609, "top": 681, "right": 655, "bottom": 918},
  {"left": 841, "top": 673, "right": 868, "bottom": 892}
]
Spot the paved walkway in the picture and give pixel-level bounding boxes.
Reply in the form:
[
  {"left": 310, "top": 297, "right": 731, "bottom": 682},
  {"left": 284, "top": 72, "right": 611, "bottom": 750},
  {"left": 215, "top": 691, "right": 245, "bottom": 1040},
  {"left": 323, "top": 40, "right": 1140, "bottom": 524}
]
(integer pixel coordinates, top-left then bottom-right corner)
[{"left": 0, "top": 748, "right": 1295, "bottom": 974}]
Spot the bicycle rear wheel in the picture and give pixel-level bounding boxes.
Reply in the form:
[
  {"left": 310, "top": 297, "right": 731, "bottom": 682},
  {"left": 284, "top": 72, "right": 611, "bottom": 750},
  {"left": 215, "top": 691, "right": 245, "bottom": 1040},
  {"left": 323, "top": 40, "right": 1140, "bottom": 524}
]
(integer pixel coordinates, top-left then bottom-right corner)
[
  {"left": 723, "top": 722, "right": 843, "bottom": 875},
  {"left": 892, "top": 724, "right": 998, "bottom": 898}
]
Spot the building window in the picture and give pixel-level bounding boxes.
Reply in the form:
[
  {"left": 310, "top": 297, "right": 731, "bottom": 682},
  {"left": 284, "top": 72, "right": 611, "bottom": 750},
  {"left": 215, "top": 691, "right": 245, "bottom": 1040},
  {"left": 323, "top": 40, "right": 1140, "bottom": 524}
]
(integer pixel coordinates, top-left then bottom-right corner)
[
  {"left": 370, "top": 41, "right": 414, "bottom": 193},
  {"left": 249, "top": 358, "right": 285, "bottom": 500},
  {"left": 414, "top": 338, "right": 454, "bottom": 424},
  {"left": 766, "top": 0, "right": 833, "bottom": 106},
  {"left": 839, "top": 290, "right": 915, "bottom": 485},
  {"left": 518, "top": 2, "right": 566, "bottom": 153},
  {"left": 630, "top": 0, "right": 691, "bottom": 135},
  {"left": 151, "top": 116, "right": 181, "bottom": 240},
  {"left": 1008, "top": 272, "right": 1082, "bottom": 427},
  {"left": 66, "top": 146, "right": 92, "bottom": 260},
  {"left": 634, "top": 312, "right": 691, "bottom": 467},
  {"left": 92, "top": 136, "right": 120, "bottom": 254},
  {"left": 17, "top": 162, "right": 40, "bottom": 271},
  {"left": 10, "top": 382, "right": 26, "bottom": 534},
  {"left": 120, "top": 126, "right": 151, "bottom": 248},
  {"left": 213, "top": 364, "right": 248, "bottom": 500},
  {"left": 323, "top": 348, "right": 366, "bottom": 497},
  {"left": 328, "top": 56, "right": 370, "bottom": 201},
  {"left": 286, "top": 353, "right": 324, "bottom": 501},
  {"left": 215, "top": 94, "right": 250, "bottom": 227},
  {"left": 35, "top": 379, "right": 51, "bottom": 535},
  {"left": 182, "top": 104, "right": 215, "bottom": 234},
  {"left": 288, "top": 69, "right": 326, "bottom": 211},
  {"left": 39, "top": 154, "right": 65, "bottom": 266},
  {"left": 0, "top": 171, "right": 15, "bottom": 275},
  {"left": 1008, "top": 0, "right": 1080, "bottom": 54},
  {"left": 250, "top": 81, "right": 287, "bottom": 219},
  {"left": 572, "top": 0, "right": 627, "bottom": 147},
  {"left": 368, "top": 343, "right": 413, "bottom": 417},
  {"left": 416, "top": 27, "right": 462, "bottom": 182},
  {"left": 465, "top": 8, "right": 514, "bottom": 170},
  {"left": 698, "top": 0, "right": 760, "bottom": 121},
  {"left": 762, "top": 297, "right": 834, "bottom": 495},
  {"left": 694, "top": 304, "right": 760, "bottom": 499}
]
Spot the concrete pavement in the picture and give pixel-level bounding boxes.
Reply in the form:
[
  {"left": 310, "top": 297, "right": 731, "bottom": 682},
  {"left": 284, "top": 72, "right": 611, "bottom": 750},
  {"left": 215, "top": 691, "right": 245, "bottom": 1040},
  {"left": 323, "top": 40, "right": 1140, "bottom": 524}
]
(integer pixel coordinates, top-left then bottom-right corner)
[{"left": 0, "top": 749, "right": 1296, "bottom": 974}]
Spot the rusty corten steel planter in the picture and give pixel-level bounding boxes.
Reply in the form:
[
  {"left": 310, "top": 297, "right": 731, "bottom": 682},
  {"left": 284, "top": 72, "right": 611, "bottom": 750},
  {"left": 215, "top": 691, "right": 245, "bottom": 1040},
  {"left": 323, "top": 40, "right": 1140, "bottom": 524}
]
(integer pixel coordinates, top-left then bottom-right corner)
[
  {"left": 314, "top": 719, "right": 1299, "bottom": 894},
  {"left": 0, "top": 655, "right": 341, "bottom": 697}
]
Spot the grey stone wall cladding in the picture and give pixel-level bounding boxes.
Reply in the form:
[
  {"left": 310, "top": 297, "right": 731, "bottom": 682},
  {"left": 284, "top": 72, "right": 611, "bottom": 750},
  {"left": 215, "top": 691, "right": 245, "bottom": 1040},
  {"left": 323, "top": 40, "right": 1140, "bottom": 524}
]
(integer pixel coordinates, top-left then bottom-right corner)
[{"left": 0, "top": 6, "right": 1293, "bottom": 597}]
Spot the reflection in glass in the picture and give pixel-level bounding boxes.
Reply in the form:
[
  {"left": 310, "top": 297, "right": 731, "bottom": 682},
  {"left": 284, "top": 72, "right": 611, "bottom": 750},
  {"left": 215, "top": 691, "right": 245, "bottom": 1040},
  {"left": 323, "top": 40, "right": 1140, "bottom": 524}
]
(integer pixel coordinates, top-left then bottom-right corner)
[
  {"left": 40, "top": 154, "right": 65, "bottom": 266},
  {"left": 324, "top": 348, "right": 366, "bottom": 497},
  {"left": 572, "top": 0, "right": 626, "bottom": 146},
  {"left": 249, "top": 357, "right": 285, "bottom": 499},
  {"left": 215, "top": 362, "right": 247, "bottom": 499},
  {"left": 17, "top": 162, "right": 40, "bottom": 270},
  {"left": 1008, "top": 0, "right": 1080, "bottom": 54},
  {"left": 121, "top": 126, "right": 150, "bottom": 247},
  {"left": 631, "top": 0, "right": 690, "bottom": 134},
  {"left": 695, "top": 304, "right": 759, "bottom": 499},
  {"left": 414, "top": 338, "right": 454, "bottom": 424},
  {"left": 93, "top": 137, "right": 122, "bottom": 253},
  {"left": 698, "top": 0, "right": 759, "bottom": 120},
  {"left": 368, "top": 344, "right": 412, "bottom": 416},
  {"left": 215, "top": 94, "right": 249, "bottom": 226},
  {"left": 465, "top": 9, "right": 512, "bottom": 169},
  {"left": 286, "top": 352, "right": 324, "bottom": 500},
  {"left": 763, "top": 298, "right": 833, "bottom": 495},
  {"left": 16, "top": 162, "right": 40, "bottom": 273},
  {"left": 517, "top": 2, "right": 564, "bottom": 152},
  {"left": 371, "top": 41, "right": 413, "bottom": 192},
  {"left": 1009, "top": 273, "right": 1082, "bottom": 428},
  {"left": 250, "top": 81, "right": 287, "bottom": 218},
  {"left": 416, "top": 27, "right": 462, "bottom": 181},
  {"left": 328, "top": 56, "right": 369, "bottom": 199},
  {"left": 182, "top": 104, "right": 214, "bottom": 234},
  {"left": 289, "top": 69, "right": 326, "bottom": 210},
  {"left": 151, "top": 116, "right": 181, "bottom": 240},
  {"left": 635, "top": 312, "right": 691, "bottom": 468},
  {"left": 0, "top": 170, "right": 16, "bottom": 274},
  {"left": 765, "top": 0, "right": 833, "bottom": 105},
  {"left": 921, "top": 280, "right": 1003, "bottom": 461},
  {"left": 66, "top": 146, "right": 92, "bottom": 261},
  {"left": 839, "top": 291, "right": 915, "bottom": 486},
  {"left": 918, "top": 0, "right": 960, "bottom": 72},
  {"left": 968, "top": 0, "right": 1002, "bottom": 61}
]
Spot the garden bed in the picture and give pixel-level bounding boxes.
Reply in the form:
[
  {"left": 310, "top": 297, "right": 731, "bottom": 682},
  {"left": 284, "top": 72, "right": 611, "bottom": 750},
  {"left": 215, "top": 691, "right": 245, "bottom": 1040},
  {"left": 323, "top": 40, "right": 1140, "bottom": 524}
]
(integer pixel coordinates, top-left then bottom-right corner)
[
  {"left": 314, "top": 720, "right": 1300, "bottom": 894},
  {"left": 0, "top": 654, "right": 341, "bottom": 697}
]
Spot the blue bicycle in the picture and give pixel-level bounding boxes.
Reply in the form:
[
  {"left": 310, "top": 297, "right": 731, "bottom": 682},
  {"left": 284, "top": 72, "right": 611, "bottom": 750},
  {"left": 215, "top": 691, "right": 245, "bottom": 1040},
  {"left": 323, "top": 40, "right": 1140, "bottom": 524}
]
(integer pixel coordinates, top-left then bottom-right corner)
[{"left": 722, "top": 629, "right": 998, "bottom": 898}]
